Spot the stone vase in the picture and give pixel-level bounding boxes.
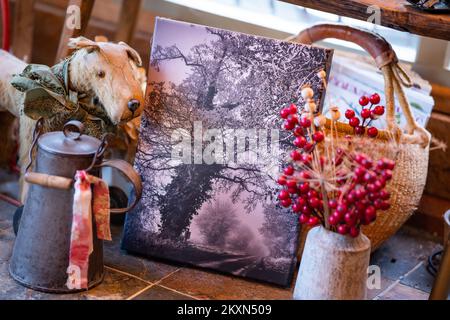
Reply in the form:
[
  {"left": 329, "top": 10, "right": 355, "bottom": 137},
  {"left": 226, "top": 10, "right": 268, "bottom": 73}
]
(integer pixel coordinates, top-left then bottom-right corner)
[{"left": 293, "top": 226, "right": 371, "bottom": 300}]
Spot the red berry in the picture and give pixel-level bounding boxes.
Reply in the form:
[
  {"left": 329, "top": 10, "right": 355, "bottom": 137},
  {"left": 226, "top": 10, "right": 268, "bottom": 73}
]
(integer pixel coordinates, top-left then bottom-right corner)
[
  {"left": 349, "top": 226, "right": 360, "bottom": 238},
  {"left": 345, "top": 109, "right": 355, "bottom": 119},
  {"left": 386, "top": 160, "right": 395, "bottom": 170},
  {"left": 349, "top": 117, "right": 360, "bottom": 127},
  {"left": 294, "top": 136, "right": 307, "bottom": 148},
  {"left": 346, "top": 192, "right": 356, "bottom": 204},
  {"left": 303, "top": 142, "right": 314, "bottom": 152},
  {"left": 328, "top": 215, "right": 338, "bottom": 226},
  {"left": 308, "top": 197, "right": 320, "bottom": 208},
  {"left": 365, "top": 206, "right": 376, "bottom": 222},
  {"left": 374, "top": 199, "right": 383, "bottom": 209},
  {"left": 369, "top": 93, "right": 381, "bottom": 105},
  {"left": 345, "top": 212, "right": 357, "bottom": 226},
  {"left": 292, "top": 203, "right": 302, "bottom": 213},
  {"left": 289, "top": 103, "right": 298, "bottom": 114},
  {"left": 362, "top": 158, "right": 373, "bottom": 169},
  {"left": 337, "top": 224, "right": 349, "bottom": 235},
  {"left": 307, "top": 189, "right": 318, "bottom": 199},
  {"left": 308, "top": 216, "right": 320, "bottom": 226},
  {"left": 300, "top": 117, "right": 311, "bottom": 128},
  {"left": 332, "top": 210, "right": 344, "bottom": 221},
  {"left": 336, "top": 204, "right": 348, "bottom": 214},
  {"left": 367, "top": 127, "right": 378, "bottom": 138},
  {"left": 301, "top": 154, "right": 312, "bottom": 165},
  {"left": 296, "top": 197, "right": 307, "bottom": 207},
  {"left": 293, "top": 127, "right": 304, "bottom": 137},
  {"left": 299, "top": 182, "right": 310, "bottom": 194},
  {"left": 355, "top": 188, "right": 367, "bottom": 200},
  {"left": 299, "top": 171, "right": 311, "bottom": 179},
  {"left": 374, "top": 105, "right": 385, "bottom": 115},
  {"left": 312, "top": 131, "right": 325, "bottom": 143},
  {"left": 280, "top": 108, "right": 290, "bottom": 119},
  {"left": 328, "top": 199, "right": 338, "bottom": 209},
  {"left": 286, "top": 180, "right": 297, "bottom": 189},
  {"left": 380, "top": 201, "right": 391, "bottom": 210},
  {"left": 299, "top": 214, "right": 309, "bottom": 224},
  {"left": 277, "top": 176, "right": 287, "bottom": 185},
  {"left": 281, "top": 198, "right": 292, "bottom": 207},
  {"left": 290, "top": 150, "right": 302, "bottom": 161},
  {"left": 284, "top": 166, "right": 294, "bottom": 176},
  {"left": 379, "top": 190, "right": 390, "bottom": 200},
  {"left": 361, "top": 108, "right": 371, "bottom": 119},
  {"left": 382, "top": 169, "right": 393, "bottom": 180},
  {"left": 368, "top": 192, "right": 379, "bottom": 201},
  {"left": 301, "top": 206, "right": 312, "bottom": 215},
  {"left": 283, "top": 120, "right": 295, "bottom": 130},
  {"left": 354, "top": 166, "right": 366, "bottom": 177},
  {"left": 287, "top": 114, "right": 299, "bottom": 125},
  {"left": 359, "top": 96, "right": 369, "bottom": 106},
  {"left": 370, "top": 110, "right": 379, "bottom": 120},
  {"left": 354, "top": 126, "right": 365, "bottom": 135},
  {"left": 278, "top": 190, "right": 290, "bottom": 200},
  {"left": 374, "top": 179, "right": 385, "bottom": 190}
]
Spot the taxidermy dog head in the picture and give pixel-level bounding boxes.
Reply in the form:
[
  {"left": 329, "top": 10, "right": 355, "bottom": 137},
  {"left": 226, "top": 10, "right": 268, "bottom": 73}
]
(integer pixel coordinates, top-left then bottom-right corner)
[
  {"left": 11, "top": 36, "right": 145, "bottom": 138},
  {"left": 67, "top": 36, "right": 145, "bottom": 125}
]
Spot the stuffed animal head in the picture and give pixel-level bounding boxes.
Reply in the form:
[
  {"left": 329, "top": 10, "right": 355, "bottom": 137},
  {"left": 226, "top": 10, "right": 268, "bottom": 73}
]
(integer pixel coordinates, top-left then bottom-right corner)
[{"left": 67, "top": 37, "right": 145, "bottom": 125}]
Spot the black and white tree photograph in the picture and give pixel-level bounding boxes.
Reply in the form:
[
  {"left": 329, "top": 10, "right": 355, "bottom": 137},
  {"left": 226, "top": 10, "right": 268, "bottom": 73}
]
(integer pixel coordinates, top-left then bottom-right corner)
[{"left": 122, "top": 18, "right": 333, "bottom": 286}]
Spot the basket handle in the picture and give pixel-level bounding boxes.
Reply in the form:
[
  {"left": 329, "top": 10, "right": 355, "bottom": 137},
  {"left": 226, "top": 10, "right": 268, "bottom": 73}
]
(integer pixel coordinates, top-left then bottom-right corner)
[
  {"left": 289, "top": 23, "right": 397, "bottom": 69},
  {"left": 289, "top": 23, "right": 430, "bottom": 148}
]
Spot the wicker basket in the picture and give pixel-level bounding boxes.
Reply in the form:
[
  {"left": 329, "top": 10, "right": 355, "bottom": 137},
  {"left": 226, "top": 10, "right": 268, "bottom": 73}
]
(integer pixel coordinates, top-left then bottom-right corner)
[{"left": 289, "top": 24, "right": 431, "bottom": 251}]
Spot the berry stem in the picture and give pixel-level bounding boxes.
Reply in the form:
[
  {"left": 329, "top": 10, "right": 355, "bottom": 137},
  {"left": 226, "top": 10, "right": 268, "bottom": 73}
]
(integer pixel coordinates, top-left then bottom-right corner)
[{"left": 320, "top": 180, "right": 330, "bottom": 229}]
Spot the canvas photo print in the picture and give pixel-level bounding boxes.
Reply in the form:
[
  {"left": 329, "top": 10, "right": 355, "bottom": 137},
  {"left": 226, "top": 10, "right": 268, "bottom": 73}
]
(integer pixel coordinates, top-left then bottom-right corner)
[{"left": 122, "top": 17, "right": 333, "bottom": 286}]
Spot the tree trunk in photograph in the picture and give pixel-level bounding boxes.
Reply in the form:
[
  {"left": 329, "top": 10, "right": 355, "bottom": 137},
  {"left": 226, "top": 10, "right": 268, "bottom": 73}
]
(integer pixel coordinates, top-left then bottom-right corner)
[{"left": 293, "top": 226, "right": 371, "bottom": 300}]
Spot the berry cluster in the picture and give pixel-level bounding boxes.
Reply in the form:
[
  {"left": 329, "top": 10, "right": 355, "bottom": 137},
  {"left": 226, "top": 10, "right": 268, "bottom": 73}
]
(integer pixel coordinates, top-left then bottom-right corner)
[
  {"left": 345, "top": 93, "right": 385, "bottom": 138},
  {"left": 325, "top": 154, "right": 394, "bottom": 237},
  {"left": 280, "top": 87, "right": 325, "bottom": 155},
  {"left": 277, "top": 87, "right": 395, "bottom": 238}
]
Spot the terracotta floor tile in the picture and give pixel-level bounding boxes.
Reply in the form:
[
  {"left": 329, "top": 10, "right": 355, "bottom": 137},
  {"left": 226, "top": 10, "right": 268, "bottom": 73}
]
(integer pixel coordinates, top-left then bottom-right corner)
[
  {"left": 133, "top": 285, "right": 194, "bottom": 300},
  {"left": 159, "top": 267, "right": 292, "bottom": 300},
  {"left": 0, "top": 228, "right": 14, "bottom": 263},
  {"left": 0, "top": 261, "right": 149, "bottom": 300},
  {"left": 367, "top": 277, "right": 396, "bottom": 300},
  {"left": 0, "top": 201, "right": 15, "bottom": 227},
  {"left": 104, "top": 225, "right": 180, "bottom": 283},
  {"left": 370, "top": 227, "right": 441, "bottom": 281},
  {"left": 378, "top": 283, "right": 429, "bottom": 300}
]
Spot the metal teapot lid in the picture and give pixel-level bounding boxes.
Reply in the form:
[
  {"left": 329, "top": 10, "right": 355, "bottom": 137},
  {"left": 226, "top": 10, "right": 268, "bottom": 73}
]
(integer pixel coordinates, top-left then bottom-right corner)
[{"left": 38, "top": 121, "right": 102, "bottom": 156}]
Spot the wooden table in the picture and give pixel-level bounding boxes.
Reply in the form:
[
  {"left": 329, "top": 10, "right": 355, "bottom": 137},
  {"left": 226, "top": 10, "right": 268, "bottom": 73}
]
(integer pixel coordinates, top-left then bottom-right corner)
[{"left": 280, "top": 0, "right": 450, "bottom": 41}]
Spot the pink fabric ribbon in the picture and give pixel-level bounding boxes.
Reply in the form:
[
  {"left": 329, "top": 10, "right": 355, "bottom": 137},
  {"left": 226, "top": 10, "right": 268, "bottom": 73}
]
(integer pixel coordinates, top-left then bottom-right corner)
[{"left": 66, "top": 170, "right": 112, "bottom": 290}]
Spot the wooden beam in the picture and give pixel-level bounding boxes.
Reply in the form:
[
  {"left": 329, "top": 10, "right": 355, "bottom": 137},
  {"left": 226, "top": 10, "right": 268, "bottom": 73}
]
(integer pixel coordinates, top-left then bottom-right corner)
[
  {"left": 114, "top": 0, "right": 142, "bottom": 43},
  {"left": 54, "top": 0, "right": 94, "bottom": 62},
  {"left": 280, "top": 0, "right": 450, "bottom": 41},
  {"left": 12, "top": 0, "right": 35, "bottom": 62}
]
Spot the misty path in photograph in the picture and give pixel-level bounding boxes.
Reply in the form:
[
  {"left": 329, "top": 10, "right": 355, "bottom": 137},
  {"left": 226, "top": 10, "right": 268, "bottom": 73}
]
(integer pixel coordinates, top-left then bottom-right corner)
[{"left": 122, "top": 18, "right": 332, "bottom": 286}]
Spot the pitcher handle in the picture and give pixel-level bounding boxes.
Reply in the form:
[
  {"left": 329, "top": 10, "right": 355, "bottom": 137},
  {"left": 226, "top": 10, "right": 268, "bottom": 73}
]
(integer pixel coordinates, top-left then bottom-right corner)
[
  {"left": 97, "top": 159, "right": 142, "bottom": 214},
  {"left": 25, "top": 118, "right": 44, "bottom": 172}
]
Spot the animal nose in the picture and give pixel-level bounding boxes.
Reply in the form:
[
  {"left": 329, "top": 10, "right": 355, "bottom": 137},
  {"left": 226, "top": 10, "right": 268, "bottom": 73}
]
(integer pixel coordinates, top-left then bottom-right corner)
[{"left": 128, "top": 99, "right": 140, "bottom": 113}]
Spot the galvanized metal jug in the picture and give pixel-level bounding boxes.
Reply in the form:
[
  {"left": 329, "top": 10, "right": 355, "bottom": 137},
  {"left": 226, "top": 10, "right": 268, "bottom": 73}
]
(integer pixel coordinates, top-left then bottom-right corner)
[{"left": 9, "top": 119, "right": 142, "bottom": 293}]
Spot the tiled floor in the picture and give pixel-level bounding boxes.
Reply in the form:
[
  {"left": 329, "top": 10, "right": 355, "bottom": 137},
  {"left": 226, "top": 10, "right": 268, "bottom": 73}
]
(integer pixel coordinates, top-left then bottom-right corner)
[{"left": 0, "top": 171, "right": 445, "bottom": 300}]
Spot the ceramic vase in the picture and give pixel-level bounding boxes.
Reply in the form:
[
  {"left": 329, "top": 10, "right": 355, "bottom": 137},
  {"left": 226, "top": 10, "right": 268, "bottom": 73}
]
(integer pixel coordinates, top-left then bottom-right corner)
[{"left": 293, "top": 225, "right": 371, "bottom": 300}]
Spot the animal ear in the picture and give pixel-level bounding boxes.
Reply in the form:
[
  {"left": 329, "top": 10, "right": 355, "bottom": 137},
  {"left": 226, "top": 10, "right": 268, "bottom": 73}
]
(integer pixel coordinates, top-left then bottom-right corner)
[
  {"left": 118, "top": 41, "right": 142, "bottom": 67},
  {"left": 68, "top": 36, "right": 100, "bottom": 53},
  {"left": 94, "top": 35, "right": 108, "bottom": 43}
]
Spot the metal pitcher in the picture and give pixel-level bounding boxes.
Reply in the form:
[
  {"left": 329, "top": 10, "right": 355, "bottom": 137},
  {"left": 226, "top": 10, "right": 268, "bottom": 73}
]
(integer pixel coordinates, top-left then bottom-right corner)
[{"left": 9, "top": 119, "right": 142, "bottom": 293}]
